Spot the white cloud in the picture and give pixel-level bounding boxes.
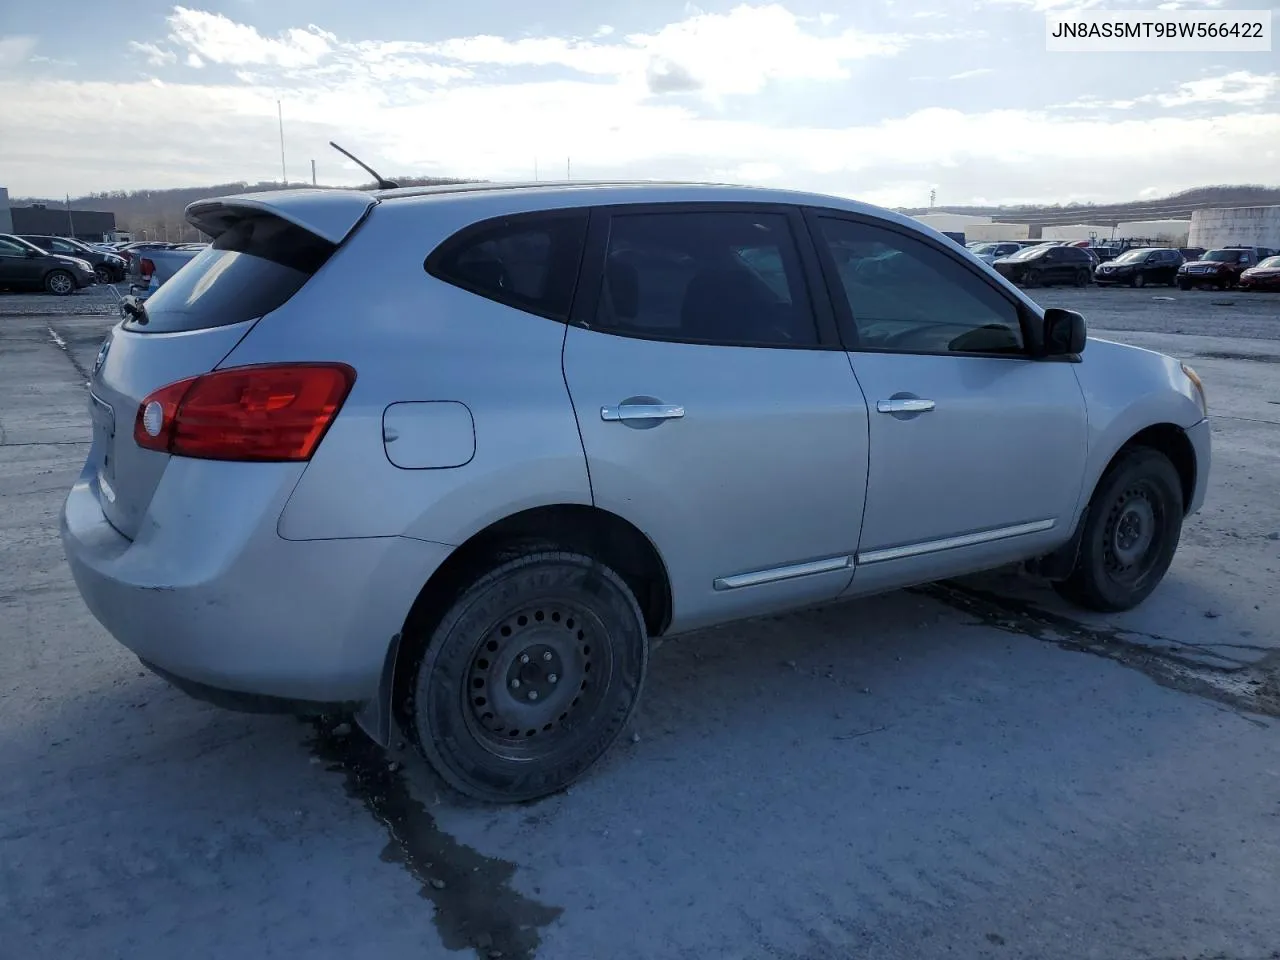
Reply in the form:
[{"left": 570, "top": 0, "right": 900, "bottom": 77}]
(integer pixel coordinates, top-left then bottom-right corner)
[
  {"left": 129, "top": 41, "right": 177, "bottom": 67},
  {"left": 0, "top": 36, "right": 38, "bottom": 70},
  {"left": 1153, "top": 71, "right": 1279, "bottom": 106},
  {"left": 186, "top": 52, "right": 205, "bottom": 68},
  {"left": 165, "top": 5, "right": 334, "bottom": 67},
  {"left": 949, "top": 67, "right": 995, "bottom": 79}
]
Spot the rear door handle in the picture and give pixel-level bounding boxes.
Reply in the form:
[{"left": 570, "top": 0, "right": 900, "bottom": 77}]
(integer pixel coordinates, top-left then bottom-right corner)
[
  {"left": 876, "top": 398, "right": 935, "bottom": 414},
  {"left": 601, "top": 403, "right": 685, "bottom": 422}
]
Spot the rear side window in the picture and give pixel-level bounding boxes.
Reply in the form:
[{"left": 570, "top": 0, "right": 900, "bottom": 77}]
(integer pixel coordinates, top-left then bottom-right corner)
[
  {"left": 124, "top": 213, "right": 336, "bottom": 334},
  {"left": 426, "top": 211, "right": 589, "bottom": 321}
]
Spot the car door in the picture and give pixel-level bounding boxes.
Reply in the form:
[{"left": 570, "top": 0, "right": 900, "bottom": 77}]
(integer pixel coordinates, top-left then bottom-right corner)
[
  {"left": 562, "top": 204, "right": 869, "bottom": 633},
  {"left": 0, "top": 237, "right": 42, "bottom": 288},
  {"left": 803, "top": 211, "right": 1089, "bottom": 596}
]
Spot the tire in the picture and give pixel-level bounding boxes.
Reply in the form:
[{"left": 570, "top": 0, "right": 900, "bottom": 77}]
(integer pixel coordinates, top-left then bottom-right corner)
[
  {"left": 45, "top": 270, "right": 75, "bottom": 296},
  {"left": 1076, "top": 269, "right": 1091, "bottom": 287},
  {"left": 93, "top": 265, "right": 113, "bottom": 284},
  {"left": 408, "top": 551, "right": 649, "bottom": 803},
  {"left": 1132, "top": 273, "right": 1146, "bottom": 288},
  {"left": 1053, "top": 447, "right": 1184, "bottom": 612},
  {"left": 1024, "top": 270, "right": 1041, "bottom": 287}
]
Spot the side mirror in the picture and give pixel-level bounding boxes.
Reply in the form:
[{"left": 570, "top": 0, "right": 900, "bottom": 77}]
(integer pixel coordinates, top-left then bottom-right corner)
[{"left": 1042, "top": 307, "right": 1086, "bottom": 356}]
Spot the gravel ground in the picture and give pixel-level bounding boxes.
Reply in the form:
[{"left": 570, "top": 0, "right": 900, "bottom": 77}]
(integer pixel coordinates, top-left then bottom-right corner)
[{"left": 2, "top": 286, "right": 1279, "bottom": 960}]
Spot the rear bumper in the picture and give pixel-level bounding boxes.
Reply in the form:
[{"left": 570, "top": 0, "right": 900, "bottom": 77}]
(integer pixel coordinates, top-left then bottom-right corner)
[
  {"left": 1185, "top": 417, "right": 1211, "bottom": 516},
  {"left": 60, "top": 461, "right": 453, "bottom": 705}
]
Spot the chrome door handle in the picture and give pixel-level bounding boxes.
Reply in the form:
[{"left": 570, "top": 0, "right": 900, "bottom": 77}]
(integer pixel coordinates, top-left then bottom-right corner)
[
  {"left": 601, "top": 403, "right": 685, "bottom": 422},
  {"left": 876, "top": 398, "right": 935, "bottom": 414}
]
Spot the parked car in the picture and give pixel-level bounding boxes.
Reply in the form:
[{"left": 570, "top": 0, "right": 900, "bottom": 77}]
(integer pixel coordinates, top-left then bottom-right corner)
[
  {"left": 127, "top": 246, "right": 203, "bottom": 292},
  {"left": 1093, "top": 247, "right": 1184, "bottom": 287},
  {"left": 18, "top": 234, "right": 129, "bottom": 283},
  {"left": 62, "top": 182, "right": 1211, "bottom": 803},
  {"left": 0, "top": 233, "right": 98, "bottom": 294},
  {"left": 966, "top": 241, "right": 1024, "bottom": 265},
  {"left": 1176, "top": 247, "right": 1264, "bottom": 290},
  {"left": 1178, "top": 247, "right": 1206, "bottom": 262},
  {"left": 1238, "top": 255, "right": 1280, "bottom": 292},
  {"left": 992, "top": 242, "right": 1094, "bottom": 286}
]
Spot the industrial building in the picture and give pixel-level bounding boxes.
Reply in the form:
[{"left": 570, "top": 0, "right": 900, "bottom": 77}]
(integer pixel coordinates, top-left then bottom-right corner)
[
  {"left": 1188, "top": 205, "right": 1280, "bottom": 250},
  {"left": 2, "top": 199, "right": 117, "bottom": 242}
]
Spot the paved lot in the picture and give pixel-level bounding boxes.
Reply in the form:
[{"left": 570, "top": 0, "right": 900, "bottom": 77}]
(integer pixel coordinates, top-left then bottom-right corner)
[{"left": 2, "top": 285, "right": 1279, "bottom": 960}]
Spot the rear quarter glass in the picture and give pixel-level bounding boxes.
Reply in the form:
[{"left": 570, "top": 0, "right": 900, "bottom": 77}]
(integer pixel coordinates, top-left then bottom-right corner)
[{"left": 124, "top": 213, "right": 337, "bottom": 334}]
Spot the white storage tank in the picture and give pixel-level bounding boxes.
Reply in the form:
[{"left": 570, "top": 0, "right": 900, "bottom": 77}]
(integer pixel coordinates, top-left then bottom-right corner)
[{"left": 1188, "top": 206, "right": 1280, "bottom": 249}]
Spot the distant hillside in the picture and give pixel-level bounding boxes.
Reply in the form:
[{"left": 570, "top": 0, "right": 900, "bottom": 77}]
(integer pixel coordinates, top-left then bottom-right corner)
[
  {"left": 14, "top": 175, "right": 475, "bottom": 241},
  {"left": 899, "top": 184, "right": 1280, "bottom": 224}
]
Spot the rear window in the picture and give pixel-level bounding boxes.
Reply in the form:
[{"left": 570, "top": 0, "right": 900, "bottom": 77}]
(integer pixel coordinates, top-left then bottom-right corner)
[
  {"left": 124, "top": 213, "right": 336, "bottom": 333},
  {"left": 425, "top": 210, "right": 589, "bottom": 321}
]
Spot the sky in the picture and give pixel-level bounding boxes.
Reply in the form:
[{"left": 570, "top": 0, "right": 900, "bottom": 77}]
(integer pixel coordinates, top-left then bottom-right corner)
[{"left": 0, "top": 0, "right": 1277, "bottom": 207}]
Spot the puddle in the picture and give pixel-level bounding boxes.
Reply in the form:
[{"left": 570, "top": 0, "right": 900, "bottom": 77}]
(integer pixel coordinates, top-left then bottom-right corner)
[
  {"left": 917, "top": 581, "right": 1280, "bottom": 720},
  {"left": 1195, "top": 350, "right": 1280, "bottom": 364},
  {"left": 308, "top": 719, "right": 562, "bottom": 959}
]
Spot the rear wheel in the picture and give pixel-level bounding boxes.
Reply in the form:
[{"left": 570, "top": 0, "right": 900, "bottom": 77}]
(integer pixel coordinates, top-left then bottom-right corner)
[
  {"left": 1076, "top": 269, "right": 1091, "bottom": 287},
  {"left": 45, "top": 270, "right": 74, "bottom": 296},
  {"left": 408, "top": 551, "right": 649, "bottom": 803},
  {"left": 93, "top": 264, "right": 113, "bottom": 284},
  {"left": 1053, "top": 447, "right": 1183, "bottom": 612}
]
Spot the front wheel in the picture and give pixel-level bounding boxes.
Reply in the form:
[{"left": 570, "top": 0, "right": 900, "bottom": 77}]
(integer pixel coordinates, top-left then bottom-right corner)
[
  {"left": 1177, "top": 281, "right": 1191, "bottom": 291},
  {"left": 1132, "top": 273, "right": 1146, "bottom": 288},
  {"left": 1053, "top": 448, "right": 1184, "bottom": 612},
  {"left": 408, "top": 551, "right": 649, "bottom": 803},
  {"left": 45, "top": 270, "right": 75, "bottom": 295}
]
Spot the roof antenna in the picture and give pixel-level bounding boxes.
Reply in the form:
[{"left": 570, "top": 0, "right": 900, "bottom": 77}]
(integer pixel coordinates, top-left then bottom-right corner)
[{"left": 328, "top": 141, "right": 399, "bottom": 190}]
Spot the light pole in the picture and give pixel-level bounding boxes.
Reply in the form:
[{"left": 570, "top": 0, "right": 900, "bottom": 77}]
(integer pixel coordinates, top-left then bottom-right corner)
[{"left": 277, "top": 100, "right": 287, "bottom": 185}]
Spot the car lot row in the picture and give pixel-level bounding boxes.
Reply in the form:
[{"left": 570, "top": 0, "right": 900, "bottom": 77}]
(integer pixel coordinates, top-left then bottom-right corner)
[{"left": 970, "top": 240, "right": 1280, "bottom": 291}]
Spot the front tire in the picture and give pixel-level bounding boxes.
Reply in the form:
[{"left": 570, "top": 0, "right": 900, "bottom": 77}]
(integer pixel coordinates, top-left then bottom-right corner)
[
  {"left": 1132, "top": 273, "right": 1146, "bottom": 288},
  {"left": 1053, "top": 448, "right": 1184, "bottom": 612},
  {"left": 409, "top": 551, "right": 649, "bottom": 803},
  {"left": 45, "top": 270, "right": 75, "bottom": 295}
]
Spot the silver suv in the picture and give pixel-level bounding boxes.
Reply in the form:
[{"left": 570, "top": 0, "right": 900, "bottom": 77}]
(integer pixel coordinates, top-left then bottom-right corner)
[{"left": 61, "top": 182, "right": 1211, "bottom": 802}]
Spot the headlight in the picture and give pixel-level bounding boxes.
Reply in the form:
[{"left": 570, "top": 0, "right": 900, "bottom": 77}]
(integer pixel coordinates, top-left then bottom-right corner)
[{"left": 1181, "top": 362, "right": 1207, "bottom": 417}]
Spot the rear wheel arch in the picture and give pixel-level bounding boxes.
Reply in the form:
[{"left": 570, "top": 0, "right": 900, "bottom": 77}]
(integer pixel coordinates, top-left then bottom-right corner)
[{"left": 389, "top": 504, "right": 672, "bottom": 729}]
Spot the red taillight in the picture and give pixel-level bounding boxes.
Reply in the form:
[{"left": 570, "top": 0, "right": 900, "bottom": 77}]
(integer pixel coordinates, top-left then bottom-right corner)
[
  {"left": 133, "top": 363, "right": 356, "bottom": 462},
  {"left": 140, "top": 258, "right": 155, "bottom": 277}
]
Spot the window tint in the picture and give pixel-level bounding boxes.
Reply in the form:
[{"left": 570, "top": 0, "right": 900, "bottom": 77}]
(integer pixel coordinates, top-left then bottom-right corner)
[
  {"left": 428, "top": 211, "right": 588, "bottom": 321},
  {"left": 593, "top": 211, "right": 819, "bottom": 347},
  {"left": 817, "top": 217, "right": 1025, "bottom": 356},
  {"left": 125, "top": 213, "right": 337, "bottom": 334},
  {"left": 52, "top": 239, "right": 79, "bottom": 254},
  {"left": 0, "top": 238, "right": 26, "bottom": 255}
]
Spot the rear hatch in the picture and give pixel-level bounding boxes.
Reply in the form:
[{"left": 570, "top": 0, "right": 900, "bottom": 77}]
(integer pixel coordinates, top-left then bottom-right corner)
[{"left": 87, "top": 190, "right": 375, "bottom": 540}]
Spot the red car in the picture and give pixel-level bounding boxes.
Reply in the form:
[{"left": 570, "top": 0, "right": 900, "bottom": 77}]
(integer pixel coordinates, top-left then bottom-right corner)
[{"left": 1238, "top": 255, "right": 1280, "bottom": 292}]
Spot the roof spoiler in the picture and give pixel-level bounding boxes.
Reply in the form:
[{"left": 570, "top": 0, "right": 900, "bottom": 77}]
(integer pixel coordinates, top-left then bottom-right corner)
[{"left": 185, "top": 189, "right": 377, "bottom": 244}]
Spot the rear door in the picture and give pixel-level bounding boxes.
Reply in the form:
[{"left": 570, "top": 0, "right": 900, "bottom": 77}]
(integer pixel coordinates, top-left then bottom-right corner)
[
  {"left": 562, "top": 204, "right": 869, "bottom": 632},
  {"left": 88, "top": 194, "right": 373, "bottom": 539},
  {"left": 805, "top": 211, "right": 1088, "bottom": 594}
]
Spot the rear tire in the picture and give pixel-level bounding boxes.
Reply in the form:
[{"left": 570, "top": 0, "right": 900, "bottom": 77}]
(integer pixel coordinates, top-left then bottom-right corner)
[
  {"left": 1053, "top": 448, "right": 1183, "bottom": 612},
  {"left": 93, "top": 264, "right": 113, "bottom": 284},
  {"left": 408, "top": 551, "right": 649, "bottom": 803},
  {"left": 45, "top": 270, "right": 74, "bottom": 296},
  {"left": 1076, "top": 269, "right": 1091, "bottom": 287}
]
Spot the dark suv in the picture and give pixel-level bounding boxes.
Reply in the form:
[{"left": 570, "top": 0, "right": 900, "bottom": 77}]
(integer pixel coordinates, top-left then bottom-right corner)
[
  {"left": 992, "top": 243, "right": 1094, "bottom": 286},
  {"left": 1176, "top": 247, "right": 1266, "bottom": 290},
  {"left": 1093, "top": 247, "right": 1184, "bottom": 287},
  {"left": 18, "top": 235, "right": 128, "bottom": 283},
  {"left": 0, "top": 234, "right": 98, "bottom": 295}
]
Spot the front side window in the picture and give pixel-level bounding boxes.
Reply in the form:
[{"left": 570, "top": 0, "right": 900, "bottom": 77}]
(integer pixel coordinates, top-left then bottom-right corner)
[
  {"left": 0, "top": 238, "right": 26, "bottom": 256},
  {"left": 817, "top": 217, "right": 1025, "bottom": 356},
  {"left": 427, "top": 211, "right": 588, "bottom": 321},
  {"left": 51, "top": 239, "right": 80, "bottom": 254},
  {"left": 593, "top": 211, "right": 819, "bottom": 347}
]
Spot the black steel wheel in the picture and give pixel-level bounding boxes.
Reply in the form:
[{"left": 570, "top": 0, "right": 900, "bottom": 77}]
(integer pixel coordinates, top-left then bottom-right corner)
[
  {"left": 93, "top": 264, "right": 113, "bottom": 284},
  {"left": 408, "top": 551, "right": 648, "bottom": 803},
  {"left": 1054, "top": 447, "right": 1184, "bottom": 612}
]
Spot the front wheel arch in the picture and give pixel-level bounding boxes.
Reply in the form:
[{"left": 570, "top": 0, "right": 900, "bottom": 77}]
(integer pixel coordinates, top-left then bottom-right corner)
[{"left": 1031, "top": 422, "right": 1197, "bottom": 581}]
